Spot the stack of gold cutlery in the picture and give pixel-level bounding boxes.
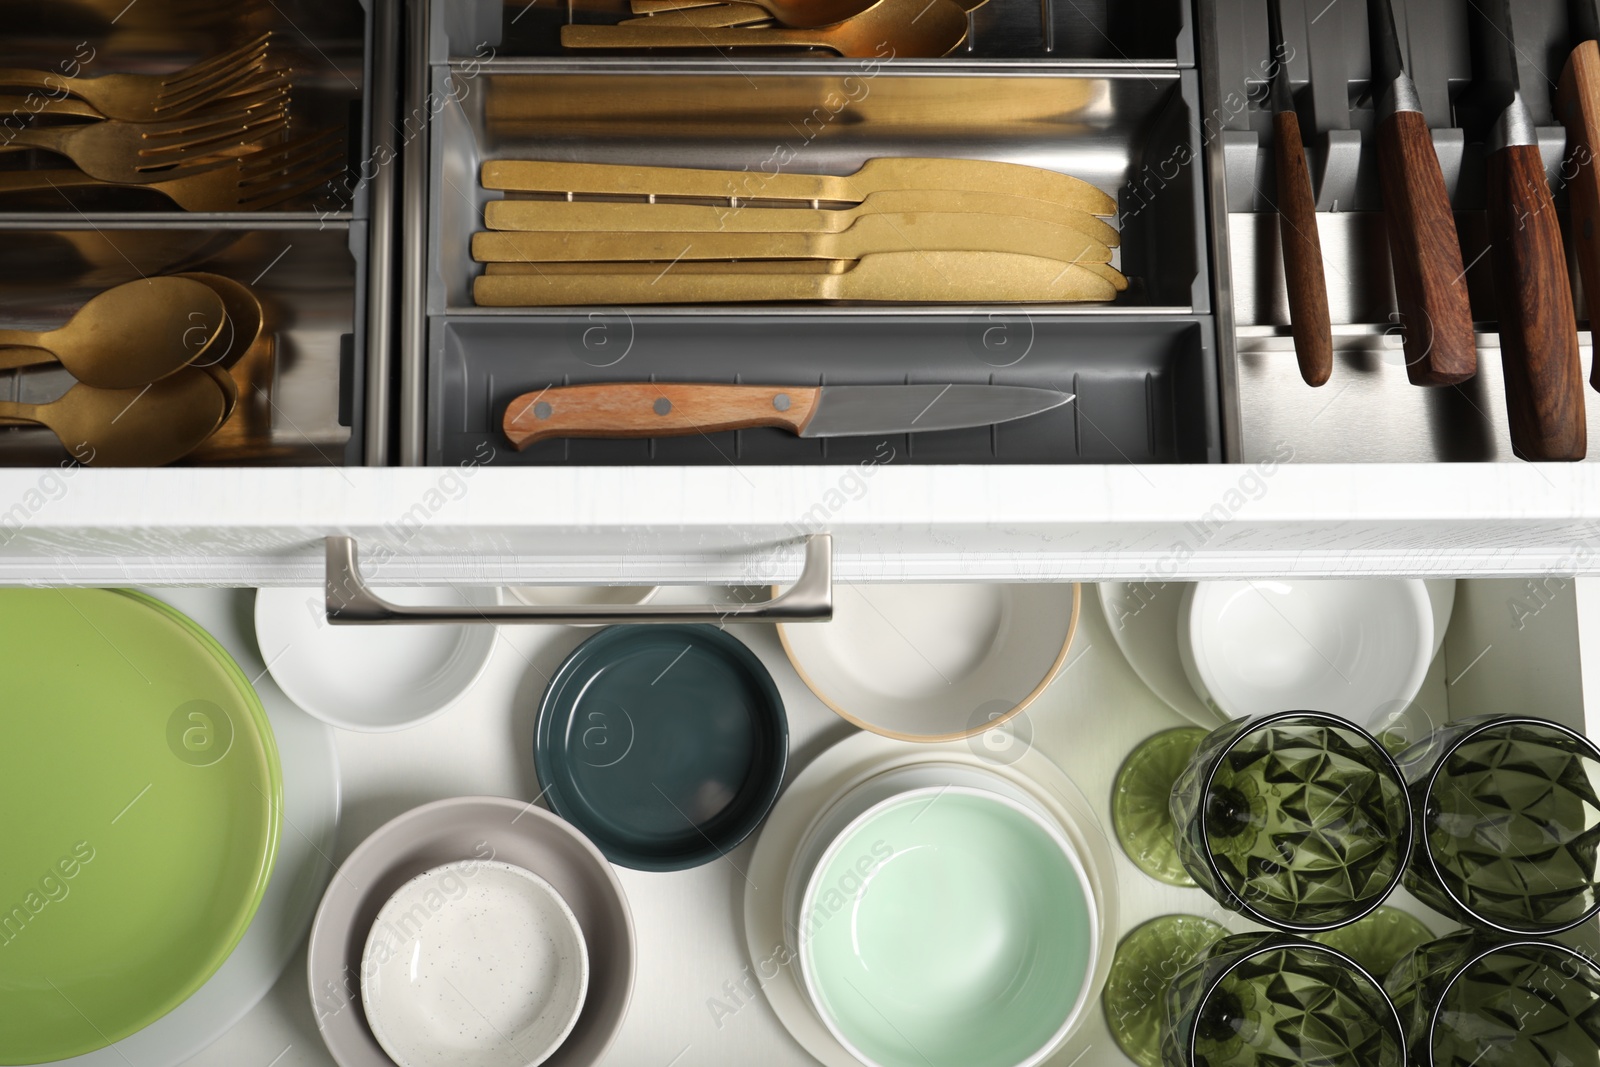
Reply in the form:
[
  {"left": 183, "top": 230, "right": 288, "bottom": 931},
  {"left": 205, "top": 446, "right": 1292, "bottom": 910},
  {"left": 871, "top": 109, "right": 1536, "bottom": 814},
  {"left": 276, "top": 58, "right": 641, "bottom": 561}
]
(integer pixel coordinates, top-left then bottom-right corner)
[
  {"left": 471, "top": 157, "right": 1125, "bottom": 306},
  {"left": 0, "top": 32, "right": 346, "bottom": 210},
  {"left": 560, "top": 0, "right": 982, "bottom": 57}
]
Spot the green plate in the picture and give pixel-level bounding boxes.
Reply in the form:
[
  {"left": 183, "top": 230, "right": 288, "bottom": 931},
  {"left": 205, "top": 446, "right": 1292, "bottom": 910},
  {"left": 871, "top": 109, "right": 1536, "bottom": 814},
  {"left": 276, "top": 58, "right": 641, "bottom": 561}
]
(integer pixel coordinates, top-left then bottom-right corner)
[{"left": 0, "top": 589, "right": 281, "bottom": 1064}]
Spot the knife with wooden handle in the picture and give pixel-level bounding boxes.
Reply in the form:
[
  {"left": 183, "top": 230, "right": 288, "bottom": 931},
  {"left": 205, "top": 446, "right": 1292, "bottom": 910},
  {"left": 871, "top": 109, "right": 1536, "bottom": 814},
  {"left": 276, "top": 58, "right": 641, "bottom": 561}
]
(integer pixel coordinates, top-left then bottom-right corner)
[
  {"left": 1366, "top": 0, "right": 1477, "bottom": 386},
  {"left": 1480, "top": 0, "right": 1586, "bottom": 459},
  {"left": 1268, "top": 0, "right": 1332, "bottom": 386},
  {"left": 1558, "top": 0, "right": 1600, "bottom": 393},
  {"left": 502, "top": 382, "right": 1074, "bottom": 449}
]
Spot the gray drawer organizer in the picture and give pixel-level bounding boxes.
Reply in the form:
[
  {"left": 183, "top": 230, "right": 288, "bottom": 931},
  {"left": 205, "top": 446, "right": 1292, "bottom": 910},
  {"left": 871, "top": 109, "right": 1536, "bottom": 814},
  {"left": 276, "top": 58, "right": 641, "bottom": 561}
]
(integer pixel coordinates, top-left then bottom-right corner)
[
  {"left": 408, "top": 0, "right": 1222, "bottom": 466},
  {"left": 1200, "top": 0, "right": 1600, "bottom": 461},
  {"left": 0, "top": 0, "right": 401, "bottom": 466}
]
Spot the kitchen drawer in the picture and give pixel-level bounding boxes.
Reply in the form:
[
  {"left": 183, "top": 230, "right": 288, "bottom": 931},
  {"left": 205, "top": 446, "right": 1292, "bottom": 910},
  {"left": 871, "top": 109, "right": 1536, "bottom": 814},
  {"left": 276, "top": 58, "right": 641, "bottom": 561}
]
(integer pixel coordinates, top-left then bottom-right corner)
[
  {"left": 0, "top": 0, "right": 402, "bottom": 466},
  {"left": 429, "top": 0, "right": 1195, "bottom": 63},
  {"left": 123, "top": 575, "right": 1600, "bottom": 1067},
  {"left": 414, "top": 65, "right": 1217, "bottom": 467},
  {"left": 1199, "top": 0, "right": 1600, "bottom": 462}
]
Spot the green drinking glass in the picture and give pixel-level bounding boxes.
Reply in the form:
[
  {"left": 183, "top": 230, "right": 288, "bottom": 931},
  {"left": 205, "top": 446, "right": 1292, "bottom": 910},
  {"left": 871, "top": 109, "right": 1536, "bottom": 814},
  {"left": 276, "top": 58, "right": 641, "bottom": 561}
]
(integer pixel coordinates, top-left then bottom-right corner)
[
  {"left": 1400, "top": 714, "right": 1600, "bottom": 935},
  {"left": 1385, "top": 932, "right": 1600, "bottom": 1067},
  {"left": 1168, "top": 710, "right": 1413, "bottom": 931},
  {"left": 1104, "top": 915, "right": 1230, "bottom": 1067},
  {"left": 1161, "top": 931, "right": 1405, "bottom": 1067}
]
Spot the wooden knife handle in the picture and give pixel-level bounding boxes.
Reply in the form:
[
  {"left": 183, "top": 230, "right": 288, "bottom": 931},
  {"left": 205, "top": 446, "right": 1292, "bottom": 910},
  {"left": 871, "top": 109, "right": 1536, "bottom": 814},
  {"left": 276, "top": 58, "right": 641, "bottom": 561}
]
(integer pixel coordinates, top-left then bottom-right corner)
[
  {"left": 1374, "top": 110, "right": 1478, "bottom": 386},
  {"left": 502, "top": 383, "right": 820, "bottom": 449},
  {"left": 1486, "top": 144, "right": 1587, "bottom": 461},
  {"left": 1273, "top": 111, "right": 1333, "bottom": 387},
  {"left": 1557, "top": 39, "right": 1600, "bottom": 394}
]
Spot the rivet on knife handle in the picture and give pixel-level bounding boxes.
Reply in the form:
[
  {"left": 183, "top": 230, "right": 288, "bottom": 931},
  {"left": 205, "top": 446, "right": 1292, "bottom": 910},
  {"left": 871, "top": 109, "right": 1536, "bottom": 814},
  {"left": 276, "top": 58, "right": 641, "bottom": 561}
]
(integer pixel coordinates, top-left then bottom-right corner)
[
  {"left": 1373, "top": 110, "right": 1478, "bottom": 386},
  {"left": 503, "top": 383, "right": 820, "bottom": 448},
  {"left": 1486, "top": 144, "right": 1587, "bottom": 460},
  {"left": 1557, "top": 38, "right": 1600, "bottom": 394},
  {"left": 1273, "top": 110, "right": 1333, "bottom": 386}
]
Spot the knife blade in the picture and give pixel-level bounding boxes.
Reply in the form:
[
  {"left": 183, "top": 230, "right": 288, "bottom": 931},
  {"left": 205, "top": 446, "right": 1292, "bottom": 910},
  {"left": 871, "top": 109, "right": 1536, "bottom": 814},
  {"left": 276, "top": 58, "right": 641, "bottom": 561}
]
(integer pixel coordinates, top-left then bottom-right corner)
[
  {"left": 1477, "top": 0, "right": 1586, "bottom": 459},
  {"left": 1266, "top": 0, "right": 1333, "bottom": 387},
  {"left": 1365, "top": 0, "right": 1477, "bottom": 386},
  {"left": 1558, "top": 0, "right": 1600, "bottom": 393},
  {"left": 501, "top": 383, "right": 1074, "bottom": 449}
]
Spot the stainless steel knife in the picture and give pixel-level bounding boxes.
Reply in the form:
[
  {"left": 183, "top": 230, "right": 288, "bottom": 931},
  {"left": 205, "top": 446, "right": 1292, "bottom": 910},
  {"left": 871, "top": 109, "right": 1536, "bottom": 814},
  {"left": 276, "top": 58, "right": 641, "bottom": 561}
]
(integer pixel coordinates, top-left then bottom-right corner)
[{"left": 502, "top": 382, "right": 1074, "bottom": 449}]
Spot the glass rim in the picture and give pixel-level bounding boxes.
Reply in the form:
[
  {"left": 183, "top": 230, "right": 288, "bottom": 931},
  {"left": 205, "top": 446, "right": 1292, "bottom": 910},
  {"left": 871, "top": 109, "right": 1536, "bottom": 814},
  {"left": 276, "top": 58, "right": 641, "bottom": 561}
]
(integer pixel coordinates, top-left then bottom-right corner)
[
  {"left": 1415, "top": 715, "right": 1600, "bottom": 936},
  {"left": 1420, "top": 937, "right": 1600, "bottom": 1067},
  {"left": 1182, "top": 933, "right": 1405, "bottom": 1067},
  {"left": 1194, "top": 709, "right": 1415, "bottom": 932}
]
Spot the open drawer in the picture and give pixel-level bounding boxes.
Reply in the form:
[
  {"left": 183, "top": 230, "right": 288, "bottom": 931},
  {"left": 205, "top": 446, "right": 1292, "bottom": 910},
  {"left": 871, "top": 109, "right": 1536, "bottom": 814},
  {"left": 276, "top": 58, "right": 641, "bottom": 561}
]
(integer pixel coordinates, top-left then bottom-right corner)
[{"left": 129, "top": 573, "right": 1600, "bottom": 1067}]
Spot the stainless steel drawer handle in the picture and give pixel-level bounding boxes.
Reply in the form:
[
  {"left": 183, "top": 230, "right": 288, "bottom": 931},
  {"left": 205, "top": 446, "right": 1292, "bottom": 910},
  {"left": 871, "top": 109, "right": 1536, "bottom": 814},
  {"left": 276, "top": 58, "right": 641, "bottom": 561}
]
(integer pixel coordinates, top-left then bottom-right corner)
[{"left": 323, "top": 534, "right": 833, "bottom": 625}]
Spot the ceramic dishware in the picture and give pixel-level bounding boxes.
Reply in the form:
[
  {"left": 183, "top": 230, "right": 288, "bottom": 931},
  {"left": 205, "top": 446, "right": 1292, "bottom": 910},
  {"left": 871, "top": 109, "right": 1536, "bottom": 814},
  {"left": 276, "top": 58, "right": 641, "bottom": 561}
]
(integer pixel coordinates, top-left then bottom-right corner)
[
  {"left": 746, "top": 730, "right": 1119, "bottom": 1067},
  {"left": 535, "top": 624, "right": 787, "bottom": 871},
  {"left": 306, "top": 797, "right": 634, "bottom": 1067},
  {"left": 1176, "top": 579, "right": 1432, "bottom": 723},
  {"left": 1163, "top": 932, "right": 1405, "bottom": 1067},
  {"left": 48, "top": 589, "right": 340, "bottom": 1067},
  {"left": 1385, "top": 932, "right": 1600, "bottom": 1067},
  {"left": 0, "top": 589, "right": 281, "bottom": 1064},
  {"left": 779, "top": 583, "right": 1079, "bottom": 741},
  {"left": 255, "top": 585, "right": 498, "bottom": 731},
  {"left": 798, "top": 786, "right": 1098, "bottom": 1067},
  {"left": 362, "top": 861, "right": 589, "bottom": 1067},
  {"left": 1399, "top": 715, "right": 1600, "bottom": 933}
]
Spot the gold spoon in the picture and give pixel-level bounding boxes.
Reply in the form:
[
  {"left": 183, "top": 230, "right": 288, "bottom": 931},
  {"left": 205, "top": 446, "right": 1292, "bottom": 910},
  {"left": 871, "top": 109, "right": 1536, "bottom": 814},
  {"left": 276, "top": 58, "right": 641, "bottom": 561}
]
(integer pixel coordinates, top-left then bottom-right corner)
[
  {"left": 0, "top": 277, "right": 226, "bottom": 389},
  {"left": 0, "top": 367, "right": 226, "bottom": 466},
  {"left": 626, "top": 0, "right": 873, "bottom": 26},
  {"left": 561, "top": 0, "right": 968, "bottom": 56},
  {"left": 175, "top": 272, "right": 264, "bottom": 371}
]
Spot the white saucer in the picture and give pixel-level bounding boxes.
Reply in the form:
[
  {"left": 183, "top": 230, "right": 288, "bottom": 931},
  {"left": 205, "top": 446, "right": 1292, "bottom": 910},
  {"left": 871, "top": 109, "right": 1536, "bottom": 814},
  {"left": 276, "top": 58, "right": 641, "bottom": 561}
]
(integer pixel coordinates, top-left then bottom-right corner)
[
  {"left": 362, "top": 861, "right": 588, "bottom": 1067},
  {"left": 744, "top": 729, "right": 1118, "bottom": 1067}
]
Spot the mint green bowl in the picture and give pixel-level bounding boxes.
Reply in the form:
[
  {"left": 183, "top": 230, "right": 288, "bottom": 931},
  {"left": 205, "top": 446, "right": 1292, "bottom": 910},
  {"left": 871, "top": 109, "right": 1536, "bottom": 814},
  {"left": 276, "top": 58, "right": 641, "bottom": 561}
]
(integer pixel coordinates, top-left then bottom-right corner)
[{"left": 798, "top": 787, "right": 1098, "bottom": 1067}]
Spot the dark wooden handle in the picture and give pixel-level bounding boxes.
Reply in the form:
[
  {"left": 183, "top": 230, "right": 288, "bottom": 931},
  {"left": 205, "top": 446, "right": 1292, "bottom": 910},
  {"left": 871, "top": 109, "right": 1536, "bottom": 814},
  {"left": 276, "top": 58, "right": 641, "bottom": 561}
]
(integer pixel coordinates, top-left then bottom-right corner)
[
  {"left": 1273, "top": 111, "right": 1334, "bottom": 386},
  {"left": 1374, "top": 110, "right": 1478, "bottom": 386},
  {"left": 1557, "top": 39, "right": 1600, "bottom": 394},
  {"left": 502, "top": 383, "right": 821, "bottom": 449},
  {"left": 1486, "top": 144, "right": 1587, "bottom": 461}
]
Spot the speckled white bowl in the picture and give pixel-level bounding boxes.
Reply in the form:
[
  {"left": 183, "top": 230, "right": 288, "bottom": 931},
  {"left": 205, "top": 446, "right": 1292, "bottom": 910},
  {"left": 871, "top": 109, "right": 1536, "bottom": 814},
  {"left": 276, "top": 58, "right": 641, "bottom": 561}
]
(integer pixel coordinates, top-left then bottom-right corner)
[{"left": 360, "top": 860, "right": 589, "bottom": 1067}]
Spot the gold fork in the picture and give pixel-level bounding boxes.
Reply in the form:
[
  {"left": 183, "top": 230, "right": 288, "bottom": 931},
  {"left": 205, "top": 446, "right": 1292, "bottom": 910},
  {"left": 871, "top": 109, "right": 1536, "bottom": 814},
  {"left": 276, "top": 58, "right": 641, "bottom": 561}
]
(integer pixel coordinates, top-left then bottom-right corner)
[
  {"left": 0, "top": 127, "right": 348, "bottom": 211},
  {"left": 0, "top": 34, "right": 277, "bottom": 122},
  {"left": 0, "top": 85, "right": 290, "bottom": 182},
  {"left": 0, "top": 71, "right": 289, "bottom": 126}
]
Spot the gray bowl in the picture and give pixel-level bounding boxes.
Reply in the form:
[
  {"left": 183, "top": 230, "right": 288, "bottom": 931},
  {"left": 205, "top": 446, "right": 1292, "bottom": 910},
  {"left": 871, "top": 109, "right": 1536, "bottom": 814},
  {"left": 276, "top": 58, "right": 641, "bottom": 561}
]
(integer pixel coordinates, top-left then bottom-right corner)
[{"left": 306, "top": 796, "right": 635, "bottom": 1067}]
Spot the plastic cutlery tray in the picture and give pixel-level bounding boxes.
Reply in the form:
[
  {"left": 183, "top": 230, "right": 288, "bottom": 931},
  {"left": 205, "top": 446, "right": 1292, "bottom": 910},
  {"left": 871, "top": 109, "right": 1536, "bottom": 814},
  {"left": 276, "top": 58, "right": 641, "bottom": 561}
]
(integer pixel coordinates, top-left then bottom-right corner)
[
  {"left": 417, "top": 64, "right": 1221, "bottom": 464},
  {"left": 1200, "top": 0, "right": 1600, "bottom": 461}
]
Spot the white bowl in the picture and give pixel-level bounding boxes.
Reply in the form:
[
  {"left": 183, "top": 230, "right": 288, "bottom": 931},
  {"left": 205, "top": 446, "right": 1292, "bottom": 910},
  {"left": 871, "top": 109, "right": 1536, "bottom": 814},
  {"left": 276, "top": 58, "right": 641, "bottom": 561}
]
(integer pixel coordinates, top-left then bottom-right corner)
[
  {"left": 361, "top": 861, "right": 589, "bottom": 1067},
  {"left": 254, "top": 586, "right": 497, "bottom": 731},
  {"left": 1177, "top": 579, "right": 1433, "bottom": 723},
  {"left": 779, "top": 583, "right": 1079, "bottom": 741}
]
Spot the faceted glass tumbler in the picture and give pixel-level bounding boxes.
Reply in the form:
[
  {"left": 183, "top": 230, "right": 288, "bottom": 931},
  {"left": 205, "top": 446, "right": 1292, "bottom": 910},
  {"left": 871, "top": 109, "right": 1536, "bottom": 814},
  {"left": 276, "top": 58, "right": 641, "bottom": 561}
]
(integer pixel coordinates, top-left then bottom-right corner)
[
  {"left": 1400, "top": 715, "right": 1600, "bottom": 934},
  {"left": 1160, "top": 931, "right": 1405, "bottom": 1067},
  {"left": 1385, "top": 932, "right": 1600, "bottom": 1067},
  {"left": 1171, "top": 710, "right": 1413, "bottom": 931}
]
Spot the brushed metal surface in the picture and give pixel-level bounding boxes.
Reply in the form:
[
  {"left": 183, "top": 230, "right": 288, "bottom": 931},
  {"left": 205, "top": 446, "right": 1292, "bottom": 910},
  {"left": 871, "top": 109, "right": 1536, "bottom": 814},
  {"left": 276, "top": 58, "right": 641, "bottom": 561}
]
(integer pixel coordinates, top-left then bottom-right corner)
[{"left": 805, "top": 384, "right": 1073, "bottom": 437}]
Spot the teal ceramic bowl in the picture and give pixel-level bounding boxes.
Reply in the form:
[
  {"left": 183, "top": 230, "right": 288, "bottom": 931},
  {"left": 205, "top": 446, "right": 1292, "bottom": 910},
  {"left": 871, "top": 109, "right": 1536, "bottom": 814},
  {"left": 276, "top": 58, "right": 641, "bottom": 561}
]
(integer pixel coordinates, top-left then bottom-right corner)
[{"left": 798, "top": 786, "right": 1098, "bottom": 1067}]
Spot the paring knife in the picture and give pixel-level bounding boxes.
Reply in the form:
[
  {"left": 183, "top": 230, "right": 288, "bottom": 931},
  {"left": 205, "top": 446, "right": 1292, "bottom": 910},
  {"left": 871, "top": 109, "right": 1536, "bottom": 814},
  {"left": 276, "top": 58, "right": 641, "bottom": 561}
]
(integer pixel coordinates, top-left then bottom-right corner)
[
  {"left": 501, "top": 383, "right": 1074, "bottom": 449},
  {"left": 1267, "top": 0, "right": 1333, "bottom": 387},
  {"left": 1365, "top": 0, "right": 1477, "bottom": 386},
  {"left": 1557, "top": 0, "right": 1600, "bottom": 392},
  {"left": 1476, "top": 0, "right": 1586, "bottom": 460}
]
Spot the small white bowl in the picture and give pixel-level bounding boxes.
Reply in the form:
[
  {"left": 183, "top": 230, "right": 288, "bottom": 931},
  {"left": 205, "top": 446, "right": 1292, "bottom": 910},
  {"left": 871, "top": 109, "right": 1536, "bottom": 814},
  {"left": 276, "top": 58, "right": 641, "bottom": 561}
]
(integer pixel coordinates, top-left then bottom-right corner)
[
  {"left": 254, "top": 586, "right": 497, "bottom": 731},
  {"left": 1177, "top": 579, "right": 1433, "bottom": 723},
  {"left": 361, "top": 861, "right": 589, "bottom": 1067}
]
